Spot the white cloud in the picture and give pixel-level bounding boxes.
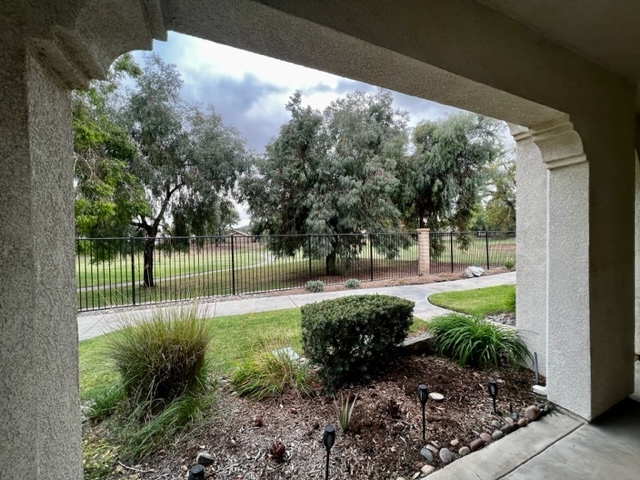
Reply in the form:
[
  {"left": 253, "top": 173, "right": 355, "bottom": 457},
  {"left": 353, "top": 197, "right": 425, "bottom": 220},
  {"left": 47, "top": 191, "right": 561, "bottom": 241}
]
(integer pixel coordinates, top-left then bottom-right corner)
[{"left": 143, "top": 32, "right": 513, "bottom": 152}]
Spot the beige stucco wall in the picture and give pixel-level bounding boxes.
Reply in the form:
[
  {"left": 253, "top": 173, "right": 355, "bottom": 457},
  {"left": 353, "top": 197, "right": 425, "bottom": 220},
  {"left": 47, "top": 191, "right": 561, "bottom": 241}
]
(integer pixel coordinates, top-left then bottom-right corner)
[
  {"left": 0, "top": 27, "right": 81, "bottom": 477},
  {"left": 510, "top": 126, "right": 548, "bottom": 376},
  {"left": 636, "top": 153, "right": 640, "bottom": 357}
]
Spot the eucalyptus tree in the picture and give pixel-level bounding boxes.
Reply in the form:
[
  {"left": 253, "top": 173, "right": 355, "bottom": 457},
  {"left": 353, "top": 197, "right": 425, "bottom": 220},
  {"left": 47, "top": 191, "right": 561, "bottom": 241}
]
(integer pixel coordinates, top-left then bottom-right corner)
[
  {"left": 73, "top": 54, "right": 147, "bottom": 243},
  {"left": 242, "top": 90, "right": 409, "bottom": 275},
  {"left": 399, "top": 112, "right": 502, "bottom": 232},
  {"left": 123, "top": 54, "right": 249, "bottom": 286}
]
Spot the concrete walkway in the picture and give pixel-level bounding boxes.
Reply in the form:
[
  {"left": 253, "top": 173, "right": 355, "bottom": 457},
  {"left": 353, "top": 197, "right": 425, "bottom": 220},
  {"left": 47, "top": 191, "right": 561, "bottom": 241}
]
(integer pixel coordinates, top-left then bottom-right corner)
[{"left": 77, "top": 271, "right": 516, "bottom": 341}]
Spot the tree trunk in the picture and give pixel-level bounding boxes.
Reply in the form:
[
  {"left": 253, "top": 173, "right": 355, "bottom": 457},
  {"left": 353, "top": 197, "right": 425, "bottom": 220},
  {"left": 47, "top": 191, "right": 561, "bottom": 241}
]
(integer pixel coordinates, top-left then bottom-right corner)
[
  {"left": 143, "top": 236, "right": 156, "bottom": 287},
  {"left": 325, "top": 251, "right": 338, "bottom": 276}
]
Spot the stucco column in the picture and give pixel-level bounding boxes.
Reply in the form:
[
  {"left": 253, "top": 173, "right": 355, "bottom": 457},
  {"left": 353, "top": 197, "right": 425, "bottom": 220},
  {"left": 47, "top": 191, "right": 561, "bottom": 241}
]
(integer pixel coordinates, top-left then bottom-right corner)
[
  {"left": 417, "top": 228, "right": 430, "bottom": 276},
  {"left": 635, "top": 151, "right": 640, "bottom": 357},
  {"left": 532, "top": 118, "right": 635, "bottom": 420},
  {"left": 0, "top": 30, "right": 81, "bottom": 478},
  {"left": 509, "top": 125, "right": 548, "bottom": 375}
]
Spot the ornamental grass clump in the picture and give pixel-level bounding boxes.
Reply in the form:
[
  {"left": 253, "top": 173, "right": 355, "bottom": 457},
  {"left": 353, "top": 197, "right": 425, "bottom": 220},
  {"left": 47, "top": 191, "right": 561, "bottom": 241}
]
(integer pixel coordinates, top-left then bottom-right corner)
[
  {"left": 427, "top": 313, "right": 530, "bottom": 368},
  {"left": 231, "top": 329, "right": 317, "bottom": 400},
  {"left": 107, "top": 303, "right": 211, "bottom": 416},
  {"left": 301, "top": 295, "right": 414, "bottom": 392}
]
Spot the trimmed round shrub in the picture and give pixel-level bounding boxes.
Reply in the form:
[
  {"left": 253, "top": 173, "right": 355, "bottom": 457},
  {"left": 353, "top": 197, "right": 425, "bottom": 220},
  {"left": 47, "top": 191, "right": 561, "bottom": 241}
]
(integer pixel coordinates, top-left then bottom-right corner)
[
  {"left": 301, "top": 295, "right": 414, "bottom": 392},
  {"left": 344, "top": 278, "right": 361, "bottom": 289}
]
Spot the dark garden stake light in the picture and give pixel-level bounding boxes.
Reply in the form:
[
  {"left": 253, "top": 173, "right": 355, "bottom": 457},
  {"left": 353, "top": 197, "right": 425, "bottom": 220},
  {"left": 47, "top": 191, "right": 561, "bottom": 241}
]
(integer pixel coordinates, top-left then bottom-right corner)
[
  {"left": 323, "top": 424, "right": 336, "bottom": 480},
  {"left": 188, "top": 464, "right": 205, "bottom": 480},
  {"left": 487, "top": 378, "right": 499, "bottom": 414},
  {"left": 417, "top": 384, "right": 429, "bottom": 441}
]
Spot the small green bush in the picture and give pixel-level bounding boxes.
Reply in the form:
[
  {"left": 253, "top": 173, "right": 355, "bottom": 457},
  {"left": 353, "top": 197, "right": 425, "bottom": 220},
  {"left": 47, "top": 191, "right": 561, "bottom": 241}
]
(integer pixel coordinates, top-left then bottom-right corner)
[
  {"left": 107, "top": 304, "right": 210, "bottom": 413},
  {"left": 504, "top": 258, "right": 515, "bottom": 270},
  {"left": 231, "top": 330, "right": 316, "bottom": 400},
  {"left": 427, "top": 313, "right": 529, "bottom": 368},
  {"left": 344, "top": 278, "right": 361, "bottom": 289},
  {"left": 301, "top": 295, "right": 414, "bottom": 392},
  {"left": 305, "top": 280, "right": 325, "bottom": 292}
]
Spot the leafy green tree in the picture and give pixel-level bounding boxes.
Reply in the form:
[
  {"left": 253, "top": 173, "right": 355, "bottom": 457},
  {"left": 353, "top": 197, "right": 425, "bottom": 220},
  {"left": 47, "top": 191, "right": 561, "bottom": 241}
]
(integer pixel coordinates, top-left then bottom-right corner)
[
  {"left": 399, "top": 113, "right": 502, "bottom": 234},
  {"left": 484, "top": 156, "right": 516, "bottom": 231},
  {"left": 73, "top": 54, "right": 149, "bottom": 259},
  {"left": 123, "top": 54, "right": 249, "bottom": 286},
  {"left": 241, "top": 90, "right": 409, "bottom": 275}
]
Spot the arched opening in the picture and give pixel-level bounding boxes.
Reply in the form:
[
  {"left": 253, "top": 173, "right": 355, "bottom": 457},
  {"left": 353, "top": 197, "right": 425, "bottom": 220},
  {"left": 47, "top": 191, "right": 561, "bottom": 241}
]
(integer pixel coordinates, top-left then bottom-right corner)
[{"left": 2, "top": 1, "right": 637, "bottom": 477}]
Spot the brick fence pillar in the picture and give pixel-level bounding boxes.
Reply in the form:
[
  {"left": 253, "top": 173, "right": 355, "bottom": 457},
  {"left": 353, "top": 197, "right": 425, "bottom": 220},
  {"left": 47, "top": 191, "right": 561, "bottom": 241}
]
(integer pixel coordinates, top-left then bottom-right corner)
[{"left": 417, "top": 228, "right": 430, "bottom": 276}]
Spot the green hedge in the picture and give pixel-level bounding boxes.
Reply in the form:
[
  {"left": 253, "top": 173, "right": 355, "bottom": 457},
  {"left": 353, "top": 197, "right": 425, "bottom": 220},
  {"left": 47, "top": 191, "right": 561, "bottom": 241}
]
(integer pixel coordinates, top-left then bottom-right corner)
[{"left": 301, "top": 295, "right": 414, "bottom": 392}]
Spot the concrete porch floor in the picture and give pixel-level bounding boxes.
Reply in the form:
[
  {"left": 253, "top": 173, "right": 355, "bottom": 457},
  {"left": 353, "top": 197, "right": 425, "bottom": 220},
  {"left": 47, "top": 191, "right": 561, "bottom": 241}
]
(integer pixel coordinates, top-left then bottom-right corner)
[{"left": 429, "top": 361, "right": 640, "bottom": 479}]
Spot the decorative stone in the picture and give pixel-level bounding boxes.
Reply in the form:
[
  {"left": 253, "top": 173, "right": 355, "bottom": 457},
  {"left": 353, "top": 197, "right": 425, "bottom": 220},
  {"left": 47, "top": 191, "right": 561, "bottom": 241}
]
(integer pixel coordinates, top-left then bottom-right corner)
[
  {"left": 426, "top": 444, "right": 438, "bottom": 454},
  {"left": 518, "top": 417, "right": 529, "bottom": 428},
  {"left": 450, "top": 438, "right": 460, "bottom": 447},
  {"left": 429, "top": 392, "right": 444, "bottom": 402},
  {"left": 491, "top": 420, "right": 502, "bottom": 429},
  {"left": 421, "top": 465, "right": 435, "bottom": 475},
  {"left": 505, "top": 417, "right": 515, "bottom": 426},
  {"left": 470, "top": 438, "right": 485, "bottom": 452},
  {"left": 420, "top": 448, "right": 434, "bottom": 463},
  {"left": 500, "top": 424, "right": 513, "bottom": 435},
  {"left": 439, "top": 448, "right": 454, "bottom": 464},
  {"left": 459, "top": 446, "right": 471, "bottom": 456},
  {"left": 479, "top": 432, "right": 493, "bottom": 444},
  {"left": 463, "top": 266, "right": 485, "bottom": 278},
  {"left": 492, "top": 430, "right": 504, "bottom": 441},
  {"left": 430, "top": 440, "right": 441, "bottom": 449},
  {"left": 196, "top": 451, "right": 215, "bottom": 466},
  {"left": 525, "top": 405, "right": 541, "bottom": 422},
  {"left": 272, "top": 346, "right": 299, "bottom": 361}
]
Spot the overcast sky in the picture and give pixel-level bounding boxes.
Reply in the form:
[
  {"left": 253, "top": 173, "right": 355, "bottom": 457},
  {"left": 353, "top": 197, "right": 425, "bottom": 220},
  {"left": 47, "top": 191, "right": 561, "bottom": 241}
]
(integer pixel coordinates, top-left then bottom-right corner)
[
  {"left": 134, "top": 32, "right": 470, "bottom": 152},
  {"left": 133, "top": 32, "right": 513, "bottom": 225}
]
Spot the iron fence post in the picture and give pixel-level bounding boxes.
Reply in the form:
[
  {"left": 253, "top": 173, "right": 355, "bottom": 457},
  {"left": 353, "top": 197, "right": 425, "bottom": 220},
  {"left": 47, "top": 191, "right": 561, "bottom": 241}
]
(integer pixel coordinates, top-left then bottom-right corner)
[
  {"left": 485, "top": 231, "right": 490, "bottom": 270},
  {"left": 308, "top": 234, "right": 313, "bottom": 281},
  {"left": 129, "top": 236, "right": 136, "bottom": 306},
  {"left": 230, "top": 235, "right": 236, "bottom": 296},
  {"left": 450, "top": 232, "right": 454, "bottom": 273},
  {"left": 369, "top": 234, "right": 374, "bottom": 282}
]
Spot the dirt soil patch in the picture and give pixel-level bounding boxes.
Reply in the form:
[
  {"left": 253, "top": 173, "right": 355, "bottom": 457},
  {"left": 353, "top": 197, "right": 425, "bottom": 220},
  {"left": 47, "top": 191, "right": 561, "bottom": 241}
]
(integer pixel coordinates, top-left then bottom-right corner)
[{"left": 105, "top": 351, "right": 540, "bottom": 480}]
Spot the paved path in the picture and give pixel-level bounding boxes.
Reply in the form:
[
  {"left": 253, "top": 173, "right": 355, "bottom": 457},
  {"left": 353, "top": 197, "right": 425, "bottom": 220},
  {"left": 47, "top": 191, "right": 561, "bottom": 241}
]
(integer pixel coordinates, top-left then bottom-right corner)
[
  {"left": 428, "top": 394, "right": 640, "bottom": 480},
  {"left": 77, "top": 272, "right": 515, "bottom": 341}
]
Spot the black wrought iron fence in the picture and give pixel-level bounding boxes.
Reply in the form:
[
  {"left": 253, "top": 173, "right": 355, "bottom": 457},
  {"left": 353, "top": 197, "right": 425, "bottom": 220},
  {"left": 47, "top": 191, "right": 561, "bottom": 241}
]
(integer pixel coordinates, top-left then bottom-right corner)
[
  {"left": 429, "top": 231, "right": 516, "bottom": 274},
  {"left": 76, "top": 232, "right": 418, "bottom": 311}
]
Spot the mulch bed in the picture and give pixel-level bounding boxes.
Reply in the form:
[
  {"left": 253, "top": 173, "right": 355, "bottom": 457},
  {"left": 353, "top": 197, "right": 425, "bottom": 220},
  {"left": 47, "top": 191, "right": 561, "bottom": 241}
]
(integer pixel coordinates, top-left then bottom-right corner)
[{"left": 108, "top": 352, "right": 541, "bottom": 480}]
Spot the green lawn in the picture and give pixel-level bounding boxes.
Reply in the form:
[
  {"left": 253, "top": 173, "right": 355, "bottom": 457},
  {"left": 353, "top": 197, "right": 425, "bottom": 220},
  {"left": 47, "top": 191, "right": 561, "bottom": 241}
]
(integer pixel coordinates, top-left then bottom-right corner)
[
  {"left": 427, "top": 284, "right": 515, "bottom": 317},
  {"left": 430, "top": 236, "right": 515, "bottom": 272},
  {"left": 76, "top": 246, "right": 261, "bottom": 288},
  {"left": 79, "top": 308, "right": 426, "bottom": 401}
]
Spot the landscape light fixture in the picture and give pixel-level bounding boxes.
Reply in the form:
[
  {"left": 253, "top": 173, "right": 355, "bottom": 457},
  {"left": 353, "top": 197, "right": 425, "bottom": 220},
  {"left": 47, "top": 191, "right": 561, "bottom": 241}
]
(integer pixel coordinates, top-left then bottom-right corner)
[
  {"left": 323, "top": 424, "right": 336, "bottom": 480},
  {"left": 487, "top": 378, "right": 499, "bottom": 414},
  {"left": 188, "top": 464, "right": 205, "bottom": 480},
  {"left": 417, "top": 384, "right": 429, "bottom": 441}
]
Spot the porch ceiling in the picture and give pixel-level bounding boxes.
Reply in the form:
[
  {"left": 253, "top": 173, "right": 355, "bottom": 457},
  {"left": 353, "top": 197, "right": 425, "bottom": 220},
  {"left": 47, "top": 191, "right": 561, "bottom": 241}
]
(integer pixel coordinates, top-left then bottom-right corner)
[{"left": 478, "top": 0, "right": 640, "bottom": 111}]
